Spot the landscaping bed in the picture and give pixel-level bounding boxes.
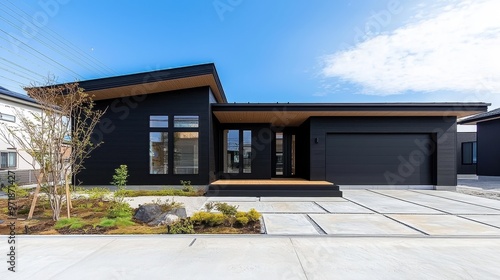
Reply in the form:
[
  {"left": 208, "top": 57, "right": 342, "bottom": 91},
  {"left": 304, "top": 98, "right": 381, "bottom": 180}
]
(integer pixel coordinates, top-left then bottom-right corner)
[{"left": 0, "top": 189, "right": 261, "bottom": 235}]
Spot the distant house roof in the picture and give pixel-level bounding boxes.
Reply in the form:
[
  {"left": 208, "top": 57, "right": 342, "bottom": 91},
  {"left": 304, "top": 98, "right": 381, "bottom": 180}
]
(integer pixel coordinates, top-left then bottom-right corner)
[
  {"left": 459, "top": 108, "right": 500, "bottom": 124},
  {"left": 0, "top": 86, "right": 37, "bottom": 105}
]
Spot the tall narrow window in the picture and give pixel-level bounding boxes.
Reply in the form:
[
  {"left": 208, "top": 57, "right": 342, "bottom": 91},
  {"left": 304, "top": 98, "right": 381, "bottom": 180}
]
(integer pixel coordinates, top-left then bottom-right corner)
[
  {"left": 150, "top": 132, "right": 168, "bottom": 174},
  {"left": 174, "top": 132, "right": 199, "bottom": 174},
  {"left": 462, "top": 141, "right": 477, "bottom": 165},
  {"left": 243, "top": 130, "right": 252, "bottom": 173},
  {"left": 275, "top": 132, "right": 283, "bottom": 175},
  {"left": 224, "top": 130, "right": 239, "bottom": 173}
]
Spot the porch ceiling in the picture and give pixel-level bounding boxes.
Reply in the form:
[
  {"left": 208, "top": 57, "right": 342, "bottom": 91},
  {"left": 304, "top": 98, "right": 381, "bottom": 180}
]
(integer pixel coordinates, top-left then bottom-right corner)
[{"left": 212, "top": 103, "right": 489, "bottom": 126}]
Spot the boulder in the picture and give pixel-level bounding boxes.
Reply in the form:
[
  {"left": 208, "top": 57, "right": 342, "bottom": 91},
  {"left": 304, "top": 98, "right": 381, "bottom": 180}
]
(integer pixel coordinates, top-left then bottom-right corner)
[
  {"left": 133, "top": 204, "right": 163, "bottom": 223},
  {"left": 169, "top": 207, "right": 187, "bottom": 219},
  {"left": 148, "top": 213, "right": 180, "bottom": 226}
]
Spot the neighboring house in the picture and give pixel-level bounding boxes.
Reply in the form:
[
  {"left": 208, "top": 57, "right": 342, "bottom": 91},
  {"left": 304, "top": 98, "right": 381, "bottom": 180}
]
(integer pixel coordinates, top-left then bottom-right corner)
[
  {"left": 0, "top": 86, "right": 40, "bottom": 185},
  {"left": 54, "top": 64, "right": 487, "bottom": 192},
  {"left": 459, "top": 108, "right": 500, "bottom": 176}
]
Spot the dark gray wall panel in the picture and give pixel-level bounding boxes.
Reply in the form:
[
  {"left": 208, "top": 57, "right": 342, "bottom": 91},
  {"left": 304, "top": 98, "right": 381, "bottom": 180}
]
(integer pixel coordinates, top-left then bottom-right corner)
[
  {"left": 77, "top": 87, "right": 211, "bottom": 185},
  {"left": 477, "top": 119, "right": 500, "bottom": 176}
]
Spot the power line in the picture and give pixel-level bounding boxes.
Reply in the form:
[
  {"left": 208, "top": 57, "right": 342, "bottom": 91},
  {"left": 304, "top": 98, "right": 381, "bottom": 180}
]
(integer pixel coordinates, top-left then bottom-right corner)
[
  {"left": 0, "top": 64, "right": 39, "bottom": 82},
  {"left": 0, "top": 29, "right": 83, "bottom": 78},
  {"left": 0, "top": 57, "right": 46, "bottom": 79},
  {"left": 1, "top": 0, "right": 116, "bottom": 76},
  {"left": 0, "top": 74, "right": 25, "bottom": 85},
  {"left": 0, "top": 14, "right": 110, "bottom": 76}
]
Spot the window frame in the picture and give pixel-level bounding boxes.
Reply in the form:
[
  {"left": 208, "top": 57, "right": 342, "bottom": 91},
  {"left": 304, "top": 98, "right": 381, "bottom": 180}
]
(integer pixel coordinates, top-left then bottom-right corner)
[
  {"left": 462, "top": 141, "right": 477, "bottom": 165},
  {"left": 0, "top": 151, "right": 17, "bottom": 169}
]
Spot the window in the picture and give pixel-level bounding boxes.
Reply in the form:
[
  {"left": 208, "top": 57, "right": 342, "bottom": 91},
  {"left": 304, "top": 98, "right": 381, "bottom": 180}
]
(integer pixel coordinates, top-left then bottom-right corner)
[
  {"left": 0, "top": 152, "right": 17, "bottom": 169},
  {"left": 174, "top": 132, "right": 199, "bottom": 174},
  {"left": 150, "top": 132, "right": 168, "bottom": 174},
  {"left": 462, "top": 141, "right": 477, "bottom": 165},
  {"left": 174, "top": 116, "right": 199, "bottom": 128},
  {"left": 150, "top": 116, "right": 168, "bottom": 128},
  {"left": 0, "top": 113, "right": 15, "bottom": 122},
  {"left": 224, "top": 130, "right": 239, "bottom": 173},
  {"left": 243, "top": 130, "right": 252, "bottom": 173}
]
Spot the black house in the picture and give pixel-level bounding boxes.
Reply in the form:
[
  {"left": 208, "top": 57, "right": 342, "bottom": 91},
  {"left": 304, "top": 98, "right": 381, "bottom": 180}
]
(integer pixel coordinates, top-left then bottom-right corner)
[
  {"left": 69, "top": 63, "right": 487, "bottom": 192},
  {"left": 459, "top": 108, "right": 500, "bottom": 176}
]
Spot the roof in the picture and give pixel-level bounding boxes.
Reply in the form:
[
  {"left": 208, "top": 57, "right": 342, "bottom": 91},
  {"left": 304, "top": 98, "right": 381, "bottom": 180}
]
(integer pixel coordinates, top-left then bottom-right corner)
[
  {"left": 43, "top": 63, "right": 227, "bottom": 103},
  {"left": 212, "top": 102, "right": 489, "bottom": 126},
  {"left": 458, "top": 107, "right": 500, "bottom": 124},
  {"left": 0, "top": 86, "right": 37, "bottom": 105}
]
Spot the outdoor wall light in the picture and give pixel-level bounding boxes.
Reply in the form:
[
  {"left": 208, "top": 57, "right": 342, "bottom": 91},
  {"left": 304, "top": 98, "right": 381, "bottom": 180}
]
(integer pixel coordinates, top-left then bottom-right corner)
[{"left": 314, "top": 137, "right": 319, "bottom": 144}]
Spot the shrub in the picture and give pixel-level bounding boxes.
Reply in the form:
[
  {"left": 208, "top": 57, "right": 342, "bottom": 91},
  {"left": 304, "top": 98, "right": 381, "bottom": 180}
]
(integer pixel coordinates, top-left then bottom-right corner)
[
  {"left": 1, "top": 183, "right": 30, "bottom": 198},
  {"left": 116, "top": 188, "right": 201, "bottom": 197},
  {"left": 85, "top": 187, "right": 111, "bottom": 200},
  {"left": 55, "top": 218, "right": 85, "bottom": 229},
  {"left": 151, "top": 198, "right": 184, "bottom": 212},
  {"left": 204, "top": 202, "right": 216, "bottom": 212},
  {"left": 107, "top": 201, "right": 132, "bottom": 219},
  {"left": 99, "top": 217, "right": 135, "bottom": 227},
  {"left": 168, "top": 219, "right": 194, "bottom": 234},
  {"left": 215, "top": 202, "right": 238, "bottom": 216},
  {"left": 180, "top": 180, "right": 194, "bottom": 192},
  {"left": 247, "top": 208, "right": 261, "bottom": 222},
  {"left": 191, "top": 211, "right": 225, "bottom": 226},
  {"left": 236, "top": 216, "right": 249, "bottom": 226}
]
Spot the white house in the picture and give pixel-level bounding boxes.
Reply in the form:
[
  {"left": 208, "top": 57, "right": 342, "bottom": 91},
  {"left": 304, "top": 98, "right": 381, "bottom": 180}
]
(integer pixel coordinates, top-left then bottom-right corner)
[{"left": 0, "top": 86, "right": 41, "bottom": 185}]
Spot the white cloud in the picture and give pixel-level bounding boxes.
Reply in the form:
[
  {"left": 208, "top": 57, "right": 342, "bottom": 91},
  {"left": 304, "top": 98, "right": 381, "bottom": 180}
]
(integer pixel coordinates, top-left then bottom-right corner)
[{"left": 321, "top": 0, "right": 500, "bottom": 107}]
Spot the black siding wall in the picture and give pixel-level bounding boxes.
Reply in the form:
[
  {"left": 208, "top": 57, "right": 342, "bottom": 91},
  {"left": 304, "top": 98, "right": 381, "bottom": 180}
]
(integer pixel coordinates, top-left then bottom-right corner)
[
  {"left": 477, "top": 119, "right": 500, "bottom": 176},
  {"left": 309, "top": 117, "right": 457, "bottom": 186},
  {"left": 77, "top": 87, "right": 211, "bottom": 185},
  {"left": 457, "top": 132, "right": 477, "bottom": 174}
]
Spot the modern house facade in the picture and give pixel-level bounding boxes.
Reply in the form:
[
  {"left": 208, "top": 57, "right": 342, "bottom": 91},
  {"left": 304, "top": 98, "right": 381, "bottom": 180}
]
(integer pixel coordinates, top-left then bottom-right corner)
[
  {"left": 68, "top": 64, "right": 487, "bottom": 191},
  {"left": 459, "top": 108, "right": 500, "bottom": 176}
]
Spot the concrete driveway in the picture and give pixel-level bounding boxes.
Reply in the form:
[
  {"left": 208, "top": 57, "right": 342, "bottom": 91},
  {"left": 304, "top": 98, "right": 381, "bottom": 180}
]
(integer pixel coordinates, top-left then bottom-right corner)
[{"left": 207, "top": 190, "right": 500, "bottom": 236}]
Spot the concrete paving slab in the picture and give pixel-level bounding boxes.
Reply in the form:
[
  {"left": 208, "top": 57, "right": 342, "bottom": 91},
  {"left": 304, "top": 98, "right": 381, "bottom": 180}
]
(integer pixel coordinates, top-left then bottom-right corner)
[
  {"left": 125, "top": 196, "right": 208, "bottom": 216},
  {"left": 375, "top": 190, "right": 500, "bottom": 215},
  {"left": 388, "top": 214, "right": 500, "bottom": 236},
  {"left": 413, "top": 190, "right": 500, "bottom": 210},
  {"left": 316, "top": 201, "right": 374, "bottom": 213},
  {"left": 260, "top": 197, "right": 347, "bottom": 202},
  {"left": 263, "top": 214, "right": 320, "bottom": 235},
  {"left": 210, "top": 201, "right": 326, "bottom": 213},
  {"left": 342, "top": 190, "right": 441, "bottom": 214},
  {"left": 309, "top": 214, "right": 421, "bottom": 235},
  {"left": 291, "top": 237, "right": 500, "bottom": 280},
  {"left": 461, "top": 215, "right": 500, "bottom": 228}
]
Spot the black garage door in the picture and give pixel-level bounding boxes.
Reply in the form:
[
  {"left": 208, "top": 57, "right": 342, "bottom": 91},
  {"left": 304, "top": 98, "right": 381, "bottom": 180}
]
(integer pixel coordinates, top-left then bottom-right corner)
[{"left": 326, "top": 133, "right": 434, "bottom": 185}]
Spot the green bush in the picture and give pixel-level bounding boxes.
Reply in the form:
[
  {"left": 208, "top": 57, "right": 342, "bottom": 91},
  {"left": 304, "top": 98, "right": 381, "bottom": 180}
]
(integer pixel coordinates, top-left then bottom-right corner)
[
  {"left": 247, "top": 208, "right": 261, "bottom": 222},
  {"left": 168, "top": 219, "right": 194, "bottom": 234},
  {"left": 116, "top": 188, "right": 202, "bottom": 197},
  {"left": 107, "top": 201, "right": 132, "bottom": 219},
  {"left": 1, "top": 183, "right": 30, "bottom": 198},
  {"left": 180, "top": 180, "right": 194, "bottom": 192},
  {"left": 191, "top": 211, "right": 225, "bottom": 226},
  {"left": 215, "top": 202, "right": 238, "bottom": 216},
  {"left": 98, "top": 217, "right": 135, "bottom": 227},
  {"left": 55, "top": 218, "right": 85, "bottom": 229},
  {"left": 151, "top": 198, "right": 184, "bottom": 212},
  {"left": 236, "top": 216, "right": 249, "bottom": 226}
]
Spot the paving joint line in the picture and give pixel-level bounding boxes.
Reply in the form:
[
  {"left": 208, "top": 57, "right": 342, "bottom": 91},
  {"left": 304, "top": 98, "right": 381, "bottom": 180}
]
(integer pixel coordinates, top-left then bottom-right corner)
[
  {"left": 382, "top": 214, "right": 430, "bottom": 236},
  {"left": 289, "top": 238, "right": 310, "bottom": 280},
  {"left": 368, "top": 189, "right": 452, "bottom": 215},
  {"left": 305, "top": 214, "right": 327, "bottom": 235},
  {"left": 410, "top": 189, "right": 500, "bottom": 211},
  {"left": 456, "top": 215, "right": 500, "bottom": 230},
  {"left": 312, "top": 201, "right": 331, "bottom": 213}
]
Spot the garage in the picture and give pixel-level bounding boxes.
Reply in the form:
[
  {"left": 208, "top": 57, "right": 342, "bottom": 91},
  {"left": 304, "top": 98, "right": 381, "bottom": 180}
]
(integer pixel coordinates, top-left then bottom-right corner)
[{"left": 326, "top": 133, "right": 435, "bottom": 185}]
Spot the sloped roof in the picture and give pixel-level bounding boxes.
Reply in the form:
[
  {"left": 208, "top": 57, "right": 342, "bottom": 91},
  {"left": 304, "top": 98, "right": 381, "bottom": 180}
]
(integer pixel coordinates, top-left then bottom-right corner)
[
  {"left": 0, "top": 86, "right": 37, "bottom": 104},
  {"left": 459, "top": 107, "right": 500, "bottom": 124}
]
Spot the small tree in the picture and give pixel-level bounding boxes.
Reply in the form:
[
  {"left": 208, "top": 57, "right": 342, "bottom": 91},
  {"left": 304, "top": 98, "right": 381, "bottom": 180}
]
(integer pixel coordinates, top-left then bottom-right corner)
[
  {"left": 0, "top": 81, "right": 106, "bottom": 221},
  {"left": 111, "top": 164, "right": 128, "bottom": 190}
]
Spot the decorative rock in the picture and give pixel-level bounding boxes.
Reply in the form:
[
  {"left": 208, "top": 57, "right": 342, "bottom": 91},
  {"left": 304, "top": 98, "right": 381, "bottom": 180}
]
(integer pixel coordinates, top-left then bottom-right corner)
[
  {"left": 148, "top": 213, "right": 179, "bottom": 226},
  {"left": 169, "top": 207, "right": 187, "bottom": 219},
  {"left": 133, "top": 204, "right": 163, "bottom": 223}
]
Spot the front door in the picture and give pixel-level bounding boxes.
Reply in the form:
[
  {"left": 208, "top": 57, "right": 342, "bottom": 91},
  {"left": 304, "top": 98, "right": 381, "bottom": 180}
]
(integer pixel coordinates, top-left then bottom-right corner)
[{"left": 222, "top": 129, "right": 252, "bottom": 176}]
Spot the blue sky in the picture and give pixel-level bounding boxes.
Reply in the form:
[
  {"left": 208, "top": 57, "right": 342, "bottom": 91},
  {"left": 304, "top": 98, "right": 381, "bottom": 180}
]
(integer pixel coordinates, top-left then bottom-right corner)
[{"left": 1, "top": 0, "right": 499, "bottom": 108}]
